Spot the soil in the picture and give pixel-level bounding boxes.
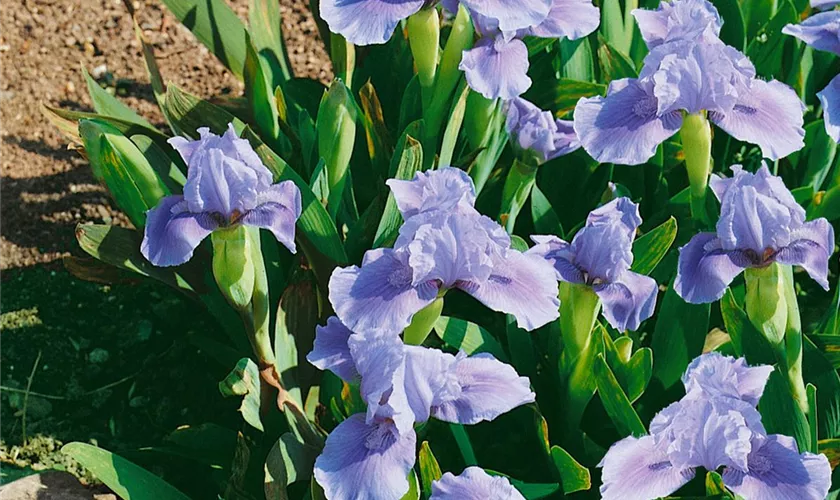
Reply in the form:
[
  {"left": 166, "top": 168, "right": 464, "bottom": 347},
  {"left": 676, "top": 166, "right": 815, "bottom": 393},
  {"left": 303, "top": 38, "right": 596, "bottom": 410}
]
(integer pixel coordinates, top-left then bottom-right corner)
[{"left": 0, "top": 0, "right": 331, "bottom": 270}]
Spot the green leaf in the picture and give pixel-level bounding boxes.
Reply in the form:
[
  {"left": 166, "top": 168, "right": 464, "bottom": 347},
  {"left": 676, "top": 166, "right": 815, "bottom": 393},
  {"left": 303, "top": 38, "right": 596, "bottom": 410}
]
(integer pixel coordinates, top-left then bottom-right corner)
[
  {"left": 450, "top": 423, "right": 477, "bottom": 466},
  {"left": 62, "top": 442, "right": 190, "bottom": 500},
  {"left": 720, "top": 288, "right": 775, "bottom": 363},
  {"left": 600, "top": 0, "right": 631, "bottom": 53},
  {"left": 82, "top": 66, "right": 152, "bottom": 128},
  {"left": 264, "top": 433, "right": 319, "bottom": 500},
  {"left": 809, "top": 334, "right": 840, "bottom": 368},
  {"left": 804, "top": 336, "right": 840, "bottom": 440},
  {"left": 604, "top": 335, "right": 653, "bottom": 403},
  {"left": 531, "top": 184, "right": 563, "bottom": 236},
  {"left": 244, "top": 34, "right": 281, "bottom": 147},
  {"left": 597, "top": 36, "right": 638, "bottom": 82},
  {"left": 630, "top": 216, "right": 677, "bottom": 275},
  {"left": 159, "top": 0, "right": 248, "bottom": 78},
  {"left": 79, "top": 120, "right": 170, "bottom": 227},
  {"left": 249, "top": 0, "right": 292, "bottom": 89},
  {"left": 651, "top": 283, "right": 710, "bottom": 390},
  {"left": 549, "top": 446, "right": 591, "bottom": 494},
  {"left": 557, "top": 37, "right": 595, "bottom": 82},
  {"left": 130, "top": 134, "right": 187, "bottom": 191},
  {"left": 433, "top": 316, "right": 507, "bottom": 360},
  {"left": 746, "top": 0, "right": 797, "bottom": 77},
  {"left": 808, "top": 384, "right": 819, "bottom": 454},
  {"left": 709, "top": 0, "right": 746, "bottom": 50},
  {"left": 373, "top": 125, "right": 425, "bottom": 248},
  {"left": 358, "top": 81, "right": 394, "bottom": 176},
  {"left": 759, "top": 367, "right": 811, "bottom": 452},
  {"left": 418, "top": 441, "right": 442, "bottom": 500},
  {"left": 526, "top": 79, "right": 606, "bottom": 117},
  {"left": 594, "top": 354, "right": 647, "bottom": 437},
  {"left": 219, "top": 358, "right": 264, "bottom": 432},
  {"left": 401, "top": 470, "right": 421, "bottom": 500},
  {"left": 800, "top": 120, "right": 839, "bottom": 191},
  {"left": 705, "top": 471, "right": 734, "bottom": 498}
]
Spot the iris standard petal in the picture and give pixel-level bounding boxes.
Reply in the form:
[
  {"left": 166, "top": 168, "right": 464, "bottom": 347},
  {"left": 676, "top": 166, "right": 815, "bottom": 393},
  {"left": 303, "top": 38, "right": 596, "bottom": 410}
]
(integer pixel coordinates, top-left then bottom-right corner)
[
  {"left": 717, "top": 184, "right": 794, "bottom": 254},
  {"left": 818, "top": 74, "right": 840, "bottom": 142},
  {"left": 460, "top": 36, "right": 532, "bottom": 100},
  {"left": 457, "top": 250, "right": 561, "bottom": 331},
  {"left": 307, "top": 316, "right": 359, "bottom": 382},
  {"left": 385, "top": 167, "right": 477, "bottom": 220},
  {"left": 527, "top": 0, "right": 600, "bottom": 40},
  {"left": 598, "top": 435, "right": 696, "bottom": 500},
  {"left": 402, "top": 346, "right": 460, "bottom": 423},
  {"left": 632, "top": 0, "right": 721, "bottom": 47},
  {"left": 681, "top": 352, "right": 774, "bottom": 406},
  {"left": 573, "top": 78, "right": 683, "bottom": 165},
  {"left": 782, "top": 12, "right": 840, "bottom": 56},
  {"left": 775, "top": 218, "right": 835, "bottom": 290},
  {"left": 722, "top": 434, "right": 832, "bottom": 500},
  {"left": 594, "top": 270, "right": 658, "bottom": 332},
  {"left": 239, "top": 181, "right": 301, "bottom": 253},
  {"left": 505, "top": 98, "right": 581, "bottom": 162},
  {"left": 431, "top": 467, "right": 525, "bottom": 500},
  {"left": 459, "top": 0, "right": 552, "bottom": 33},
  {"left": 329, "top": 248, "right": 440, "bottom": 335},
  {"left": 674, "top": 233, "right": 747, "bottom": 304},
  {"left": 319, "top": 0, "right": 425, "bottom": 46},
  {"left": 709, "top": 79, "right": 806, "bottom": 160},
  {"left": 313, "top": 414, "right": 417, "bottom": 500},
  {"left": 432, "top": 353, "right": 535, "bottom": 424},
  {"left": 527, "top": 235, "right": 586, "bottom": 284},
  {"left": 141, "top": 195, "right": 218, "bottom": 267}
]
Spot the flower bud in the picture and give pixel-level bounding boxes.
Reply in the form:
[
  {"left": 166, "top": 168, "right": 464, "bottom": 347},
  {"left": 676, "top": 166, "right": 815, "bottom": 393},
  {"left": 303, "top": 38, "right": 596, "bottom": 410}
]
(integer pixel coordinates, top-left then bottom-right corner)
[
  {"left": 403, "top": 297, "right": 444, "bottom": 346},
  {"left": 316, "top": 79, "right": 357, "bottom": 216},
  {"left": 464, "top": 90, "right": 497, "bottom": 149},
  {"left": 212, "top": 225, "right": 257, "bottom": 310},
  {"left": 407, "top": 7, "right": 441, "bottom": 90},
  {"left": 679, "top": 112, "right": 713, "bottom": 223},
  {"left": 744, "top": 262, "right": 788, "bottom": 350}
]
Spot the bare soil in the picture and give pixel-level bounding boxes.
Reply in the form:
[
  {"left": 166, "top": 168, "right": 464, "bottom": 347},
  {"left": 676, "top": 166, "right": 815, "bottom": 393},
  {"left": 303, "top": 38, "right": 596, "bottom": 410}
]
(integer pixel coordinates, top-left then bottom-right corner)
[{"left": 0, "top": 0, "right": 331, "bottom": 270}]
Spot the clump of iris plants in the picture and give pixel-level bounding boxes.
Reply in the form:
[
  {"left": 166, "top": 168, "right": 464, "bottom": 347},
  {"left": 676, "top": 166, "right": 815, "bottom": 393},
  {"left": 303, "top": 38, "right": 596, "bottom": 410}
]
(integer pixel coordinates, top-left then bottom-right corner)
[{"left": 45, "top": 0, "right": 840, "bottom": 498}]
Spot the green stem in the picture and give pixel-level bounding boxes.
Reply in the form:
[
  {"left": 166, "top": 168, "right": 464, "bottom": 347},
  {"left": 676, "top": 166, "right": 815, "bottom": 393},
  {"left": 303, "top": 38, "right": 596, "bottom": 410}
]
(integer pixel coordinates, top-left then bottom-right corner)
[
  {"left": 782, "top": 265, "right": 808, "bottom": 414},
  {"left": 679, "top": 112, "right": 712, "bottom": 225}
]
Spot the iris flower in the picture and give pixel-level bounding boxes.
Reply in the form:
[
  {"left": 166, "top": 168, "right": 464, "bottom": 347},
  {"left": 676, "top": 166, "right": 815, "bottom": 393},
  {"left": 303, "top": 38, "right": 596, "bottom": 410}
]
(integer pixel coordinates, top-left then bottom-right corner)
[
  {"left": 329, "top": 167, "right": 560, "bottom": 335},
  {"left": 431, "top": 467, "right": 526, "bottom": 499},
  {"left": 675, "top": 164, "right": 834, "bottom": 304},
  {"left": 307, "top": 317, "right": 534, "bottom": 499},
  {"left": 141, "top": 125, "right": 301, "bottom": 267},
  {"left": 505, "top": 97, "right": 581, "bottom": 163},
  {"left": 599, "top": 353, "right": 831, "bottom": 500},
  {"left": 783, "top": 11, "right": 840, "bottom": 142},
  {"left": 528, "top": 197, "right": 658, "bottom": 331},
  {"left": 574, "top": 0, "right": 805, "bottom": 165}
]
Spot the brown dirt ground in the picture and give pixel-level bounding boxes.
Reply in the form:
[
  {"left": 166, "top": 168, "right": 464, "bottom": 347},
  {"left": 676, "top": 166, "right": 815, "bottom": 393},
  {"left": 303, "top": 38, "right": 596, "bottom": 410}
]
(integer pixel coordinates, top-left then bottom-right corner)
[{"left": 0, "top": 0, "right": 331, "bottom": 271}]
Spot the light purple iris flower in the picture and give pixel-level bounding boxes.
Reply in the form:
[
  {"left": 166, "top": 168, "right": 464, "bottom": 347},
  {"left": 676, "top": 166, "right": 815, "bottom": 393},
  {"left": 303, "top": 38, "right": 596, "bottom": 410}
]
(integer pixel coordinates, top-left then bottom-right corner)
[
  {"left": 599, "top": 353, "right": 832, "bottom": 500},
  {"left": 430, "top": 467, "right": 526, "bottom": 499},
  {"left": 307, "top": 318, "right": 534, "bottom": 500},
  {"left": 674, "top": 164, "right": 834, "bottom": 304},
  {"left": 783, "top": 12, "right": 840, "bottom": 142},
  {"left": 527, "top": 198, "right": 658, "bottom": 332},
  {"left": 505, "top": 97, "right": 581, "bottom": 163},
  {"left": 574, "top": 0, "right": 805, "bottom": 165},
  {"left": 140, "top": 124, "right": 301, "bottom": 267},
  {"left": 329, "top": 167, "right": 560, "bottom": 335},
  {"left": 457, "top": 0, "right": 600, "bottom": 99},
  {"left": 320, "top": 0, "right": 555, "bottom": 46}
]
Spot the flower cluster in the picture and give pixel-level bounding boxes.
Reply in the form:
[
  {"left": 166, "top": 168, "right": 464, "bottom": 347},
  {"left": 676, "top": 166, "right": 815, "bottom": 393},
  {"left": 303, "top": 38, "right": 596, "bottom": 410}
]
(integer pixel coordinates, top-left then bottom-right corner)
[
  {"left": 574, "top": 0, "right": 806, "bottom": 165},
  {"left": 599, "top": 352, "right": 832, "bottom": 500},
  {"left": 329, "top": 167, "right": 561, "bottom": 334},
  {"left": 675, "top": 164, "right": 834, "bottom": 303},
  {"left": 141, "top": 124, "right": 301, "bottom": 267},
  {"left": 307, "top": 318, "right": 535, "bottom": 499}
]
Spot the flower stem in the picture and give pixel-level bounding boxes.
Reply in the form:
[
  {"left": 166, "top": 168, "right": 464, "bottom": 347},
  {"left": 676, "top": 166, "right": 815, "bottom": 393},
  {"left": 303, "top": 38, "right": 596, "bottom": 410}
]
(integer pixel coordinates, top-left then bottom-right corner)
[{"left": 679, "top": 112, "right": 712, "bottom": 225}]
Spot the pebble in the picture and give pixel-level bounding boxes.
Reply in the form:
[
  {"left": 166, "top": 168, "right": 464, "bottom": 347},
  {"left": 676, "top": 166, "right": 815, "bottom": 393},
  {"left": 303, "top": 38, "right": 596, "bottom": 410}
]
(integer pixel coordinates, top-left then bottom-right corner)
[{"left": 91, "top": 64, "right": 108, "bottom": 79}]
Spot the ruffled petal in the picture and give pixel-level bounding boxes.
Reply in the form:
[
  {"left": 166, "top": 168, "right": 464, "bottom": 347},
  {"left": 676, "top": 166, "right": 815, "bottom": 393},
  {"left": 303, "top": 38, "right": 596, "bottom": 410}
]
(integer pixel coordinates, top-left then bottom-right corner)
[
  {"left": 573, "top": 78, "right": 683, "bottom": 165},
  {"left": 313, "top": 415, "right": 417, "bottom": 500},
  {"left": 457, "top": 250, "right": 560, "bottom": 331},
  {"left": 812, "top": 0, "right": 840, "bottom": 9},
  {"left": 598, "top": 435, "right": 696, "bottom": 500},
  {"left": 319, "top": 0, "right": 425, "bottom": 45},
  {"left": 775, "top": 218, "right": 835, "bottom": 290},
  {"left": 239, "top": 181, "right": 301, "bottom": 253},
  {"left": 431, "top": 467, "right": 525, "bottom": 500},
  {"left": 432, "top": 353, "right": 535, "bottom": 424},
  {"left": 459, "top": 0, "right": 552, "bottom": 33},
  {"left": 782, "top": 12, "right": 840, "bottom": 56},
  {"left": 594, "top": 270, "right": 658, "bottom": 332},
  {"left": 527, "top": 0, "right": 600, "bottom": 40},
  {"left": 306, "top": 316, "right": 358, "bottom": 382},
  {"left": 460, "top": 36, "right": 531, "bottom": 100},
  {"left": 709, "top": 78, "right": 806, "bottom": 160},
  {"left": 385, "top": 167, "right": 476, "bottom": 220},
  {"left": 631, "top": 0, "right": 722, "bottom": 47},
  {"left": 722, "top": 435, "right": 832, "bottom": 500},
  {"left": 818, "top": 74, "right": 840, "bottom": 142},
  {"left": 674, "top": 233, "right": 747, "bottom": 304},
  {"left": 141, "top": 195, "right": 217, "bottom": 267},
  {"left": 681, "top": 352, "right": 774, "bottom": 406},
  {"left": 329, "top": 248, "right": 440, "bottom": 335},
  {"left": 402, "top": 346, "right": 460, "bottom": 424}
]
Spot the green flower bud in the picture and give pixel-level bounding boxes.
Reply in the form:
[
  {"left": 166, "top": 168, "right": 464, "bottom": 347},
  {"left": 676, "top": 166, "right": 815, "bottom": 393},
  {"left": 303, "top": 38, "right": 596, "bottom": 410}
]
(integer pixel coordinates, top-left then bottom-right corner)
[
  {"left": 212, "top": 225, "right": 257, "bottom": 310},
  {"left": 425, "top": 5, "right": 473, "bottom": 136},
  {"left": 679, "top": 112, "right": 712, "bottom": 224},
  {"left": 407, "top": 7, "right": 441, "bottom": 90},
  {"left": 559, "top": 282, "right": 602, "bottom": 364},
  {"left": 744, "top": 262, "right": 788, "bottom": 350},
  {"left": 500, "top": 158, "right": 539, "bottom": 233},
  {"left": 464, "top": 90, "right": 497, "bottom": 150},
  {"left": 403, "top": 297, "right": 444, "bottom": 346},
  {"left": 316, "top": 79, "right": 357, "bottom": 216}
]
